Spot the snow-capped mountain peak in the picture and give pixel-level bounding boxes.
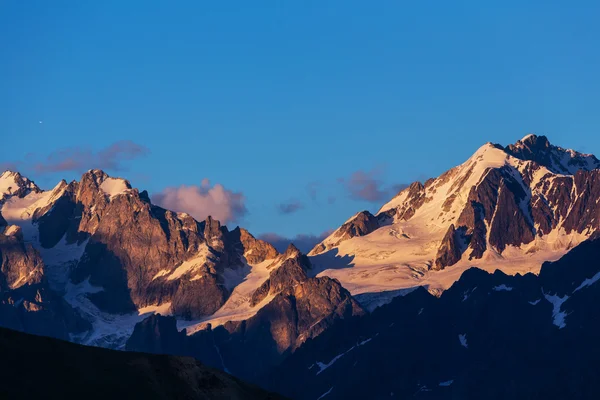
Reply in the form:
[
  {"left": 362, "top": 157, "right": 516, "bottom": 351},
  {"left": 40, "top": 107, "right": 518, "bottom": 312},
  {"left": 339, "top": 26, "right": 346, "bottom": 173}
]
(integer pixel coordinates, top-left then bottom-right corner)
[
  {"left": 0, "top": 170, "right": 41, "bottom": 202},
  {"left": 504, "top": 134, "right": 600, "bottom": 174},
  {"left": 309, "top": 135, "right": 600, "bottom": 302}
]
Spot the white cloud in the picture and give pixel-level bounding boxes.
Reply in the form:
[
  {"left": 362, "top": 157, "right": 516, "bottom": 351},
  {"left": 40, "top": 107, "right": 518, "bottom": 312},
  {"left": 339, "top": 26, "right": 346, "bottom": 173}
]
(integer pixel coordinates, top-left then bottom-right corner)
[{"left": 152, "top": 179, "right": 247, "bottom": 224}]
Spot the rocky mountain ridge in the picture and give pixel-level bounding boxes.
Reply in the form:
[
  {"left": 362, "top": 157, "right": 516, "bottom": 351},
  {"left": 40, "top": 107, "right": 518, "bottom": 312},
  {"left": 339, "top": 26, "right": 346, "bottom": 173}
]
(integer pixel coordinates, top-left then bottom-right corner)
[
  {"left": 308, "top": 134, "right": 600, "bottom": 301},
  {"left": 0, "top": 169, "right": 281, "bottom": 347},
  {"left": 267, "top": 234, "right": 600, "bottom": 399},
  {"left": 1, "top": 133, "right": 600, "bottom": 399}
]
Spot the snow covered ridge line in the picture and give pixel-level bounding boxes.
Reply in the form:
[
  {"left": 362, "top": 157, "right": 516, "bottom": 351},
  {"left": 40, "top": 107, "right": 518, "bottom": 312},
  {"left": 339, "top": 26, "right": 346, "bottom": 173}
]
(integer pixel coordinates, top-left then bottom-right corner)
[
  {"left": 307, "top": 134, "right": 600, "bottom": 304},
  {"left": 0, "top": 167, "right": 286, "bottom": 348},
  {"left": 1, "top": 134, "right": 599, "bottom": 352}
]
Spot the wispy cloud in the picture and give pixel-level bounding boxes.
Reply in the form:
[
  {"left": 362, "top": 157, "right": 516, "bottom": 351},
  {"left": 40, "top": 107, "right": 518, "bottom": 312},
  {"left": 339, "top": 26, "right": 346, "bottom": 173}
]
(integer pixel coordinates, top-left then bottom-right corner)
[
  {"left": 306, "top": 181, "right": 320, "bottom": 201},
  {"left": 152, "top": 178, "right": 247, "bottom": 224},
  {"left": 339, "top": 167, "right": 411, "bottom": 203},
  {"left": 33, "top": 140, "right": 149, "bottom": 174},
  {"left": 340, "top": 167, "right": 390, "bottom": 202},
  {"left": 258, "top": 230, "right": 334, "bottom": 253},
  {"left": 277, "top": 200, "right": 304, "bottom": 215}
]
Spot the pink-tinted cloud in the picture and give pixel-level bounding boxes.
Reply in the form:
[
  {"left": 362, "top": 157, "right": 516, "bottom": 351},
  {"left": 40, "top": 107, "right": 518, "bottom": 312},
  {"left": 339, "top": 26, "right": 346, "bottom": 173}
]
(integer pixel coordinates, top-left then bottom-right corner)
[
  {"left": 339, "top": 167, "right": 412, "bottom": 203},
  {"left": 152, "top": 178, "right": 247, "bottom": 224},
  {"left": 341, "top": 168, "right": 390, "bottom": 202},
  {"left": 277, "top": 200, "right": 304, "bottom": 214},
  {"left": 258, "top": 229, "right": 334, "bottom": 253},
  {"left": 33, "top": 140, "right": 149, "bottom": 174}
]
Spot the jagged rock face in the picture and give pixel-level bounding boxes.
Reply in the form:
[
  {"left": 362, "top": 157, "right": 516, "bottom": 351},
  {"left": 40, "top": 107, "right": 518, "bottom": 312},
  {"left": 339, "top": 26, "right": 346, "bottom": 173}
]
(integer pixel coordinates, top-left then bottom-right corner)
[
  {"left": 0, "top": 226, "right": 44, "bottom": 290},
  {"left": 33, "top": 180, "right": 79, "bottom": 248},
  {"left": 277, "top": 276, "right": 364, "bottom": 350},
  {"left": 434, "top": 225, "right": 464, "bottom": 270},
  {"left": 384, "top": 181, "right": 427, "bottom": 221},
  {"left": 70, "top": 186, "right": 215, "bottom": 313},
  {"left": 0, "top": 227, "right": 90, "bottom": 340},
  {"left": 505, "top": 134, "right": 600, "bottom": 174},
  {"left": 127, "top": 314, "right": 188, "bottom": 355},
  {"left": 128, "top": 249, "right": 364, "bottom": 383},
  {"left": 446, "top": 166, "right": 537, "bottom": 264},
  {"left": 563, "top": 170, "right": 600, "bottom": 234},
  {"left": 0, "top": 171, "right": 41, "bottom": 202},
  {"left": 488, "top": 176, "right": 535, "bottom": 252},
  {"left": 314, "top": 135, "right": 600, "bottom": 273},
  {"left": 250, "top": 252, "right": 310, "bottom": 306},
  {"left": 1, "top": 169, "right": 280, "bottom": 321},
  {"left": 310, "top": 211, "right": 381, "bottom": 255},
  {"left": 231, "top": 227, "right": 278, "bottom": 264},
  {"left": 268, "top": 237, "right": 600, "bottom": 400}
]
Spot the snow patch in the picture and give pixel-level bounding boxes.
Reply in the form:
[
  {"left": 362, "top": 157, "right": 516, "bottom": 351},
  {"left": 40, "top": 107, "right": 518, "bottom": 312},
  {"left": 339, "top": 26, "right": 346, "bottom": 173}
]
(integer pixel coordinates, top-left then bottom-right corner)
[
  {"left": 574, "top": 271, "right": 600, "bottom": 292},
  {"left": 317, "top": 387, "right": 334, "bottom": 400},
  {"left": 439, "top": 380, "right": 454, "bottom": 387},
  {"left": 493, "top": 284, "right": 513, "bottom": 292},
  {"left": 462, "top": 287, "right": 477, "bottom": 301},
  {"left": 179, "top": 257, "right": 282, "bottom": 334},
  {"left": 458, "top": 334, "right": 468, "bottom": 348},
  {"left": 543, "top": 292, "right": 569, "bottom": 329},
  {"left": 65, "top": 278, "right": 172, "bottom": 348},
  {"left": 100, "top": 178, "right": 130, "bottom": 198},
  {"left": 3, "top": 225, "right": 20, "bottom": 236},
  {"left": 167, "top": 244, "right": 214, "bottom": 281},
  {"left": 315, "top": 337, "right": 375, "bottom": 375},
  {"left": 152, "top": 269, "right": 170, "bottom": 281},
  {"left": 528, "top": 299, "right": 541, "bottom": 305}
]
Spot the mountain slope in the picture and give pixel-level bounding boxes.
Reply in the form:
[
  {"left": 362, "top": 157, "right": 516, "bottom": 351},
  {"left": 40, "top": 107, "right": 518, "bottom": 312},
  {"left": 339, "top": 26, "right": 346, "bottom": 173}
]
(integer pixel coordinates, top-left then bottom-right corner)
[
  {"left": 0, "top": 325, "right": 282, "bottom": 400},
  {"left": 269, "top": 234, "right": 600, "bottom": 399},
  {"left": 127, "top": 248, "right": 365, "bottom": 382},
  {"left": 309, "top": 134, "right": 599, "bottom": 303},
  {"left": 0, "top": 169, "right": 280, "bottom": 348}
]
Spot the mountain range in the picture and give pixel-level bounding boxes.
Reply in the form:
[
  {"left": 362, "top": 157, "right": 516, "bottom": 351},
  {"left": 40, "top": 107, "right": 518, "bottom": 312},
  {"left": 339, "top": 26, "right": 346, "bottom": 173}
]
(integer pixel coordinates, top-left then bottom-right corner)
[{"left": 1, "top": 134, "right": 600, "bottom": 399}]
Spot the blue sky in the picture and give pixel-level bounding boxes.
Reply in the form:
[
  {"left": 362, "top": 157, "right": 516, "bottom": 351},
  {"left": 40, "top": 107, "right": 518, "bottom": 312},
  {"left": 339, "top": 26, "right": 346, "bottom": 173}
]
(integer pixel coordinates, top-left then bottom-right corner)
[{"left": 2, "top": 1, "right": 600, "bottom": 244}]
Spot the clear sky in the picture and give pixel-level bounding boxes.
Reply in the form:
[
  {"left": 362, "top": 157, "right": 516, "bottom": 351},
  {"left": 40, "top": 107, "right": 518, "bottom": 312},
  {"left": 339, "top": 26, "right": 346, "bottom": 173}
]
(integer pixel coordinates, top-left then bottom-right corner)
[{"left": 2, "top": 1, "right": 600, "bottom": 245}]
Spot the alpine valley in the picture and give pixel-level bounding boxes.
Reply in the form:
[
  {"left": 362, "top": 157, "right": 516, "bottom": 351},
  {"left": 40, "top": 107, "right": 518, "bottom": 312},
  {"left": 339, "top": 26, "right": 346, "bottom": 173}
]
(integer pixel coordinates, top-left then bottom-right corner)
[{"left": 2, "top": 134, "right": 600, "bottom": 399}]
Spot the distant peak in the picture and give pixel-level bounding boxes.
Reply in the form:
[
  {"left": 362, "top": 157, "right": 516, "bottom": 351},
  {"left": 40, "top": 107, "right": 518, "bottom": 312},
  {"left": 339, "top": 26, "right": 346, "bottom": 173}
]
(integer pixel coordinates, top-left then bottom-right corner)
[
  {"left": 519, "top": 133, "right": 538, "bottom": 142},
  {"left": 81, "top": 169, "right": 109, "bottom": 185},
  {"left": 0, "top": 170, "right": 40, "bottom": 198},
  {"left": 504, "top": 134, "right": 598, "bottom": 174},
  {"left": 514, "top": 133, "right": 550, "bottom": 148},
  {"left": 284, "top": 243, "right": 301, "bottom": 257}
]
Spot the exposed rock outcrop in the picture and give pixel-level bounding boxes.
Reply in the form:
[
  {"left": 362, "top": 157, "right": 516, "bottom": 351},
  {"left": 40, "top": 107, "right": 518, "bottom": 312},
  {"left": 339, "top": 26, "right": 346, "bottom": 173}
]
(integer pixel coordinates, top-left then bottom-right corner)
[
  {"left": 310, "top": 211, "right": 380, "bottom": 255},
  {"left": 2, "top": 168, "right": 281, "bottom": 327},
  {"left": 128, "top": 248, "right": 364, "bottom": 382},
  {"left": 268, "top": 236, "right": 600, "bottom": 400},
  {"left": 434, "top": 224, "right": 464, "bottom": 270},
  {"left": 0, "top": 227, "right": 90, "bottom": 340}
]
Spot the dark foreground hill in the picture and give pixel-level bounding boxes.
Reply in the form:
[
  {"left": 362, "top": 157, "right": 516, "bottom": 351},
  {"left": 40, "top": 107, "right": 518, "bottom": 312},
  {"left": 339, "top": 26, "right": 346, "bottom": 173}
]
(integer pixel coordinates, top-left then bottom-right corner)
[{"left": 0, "top": 326, "right": 282, "bottom": 400}]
